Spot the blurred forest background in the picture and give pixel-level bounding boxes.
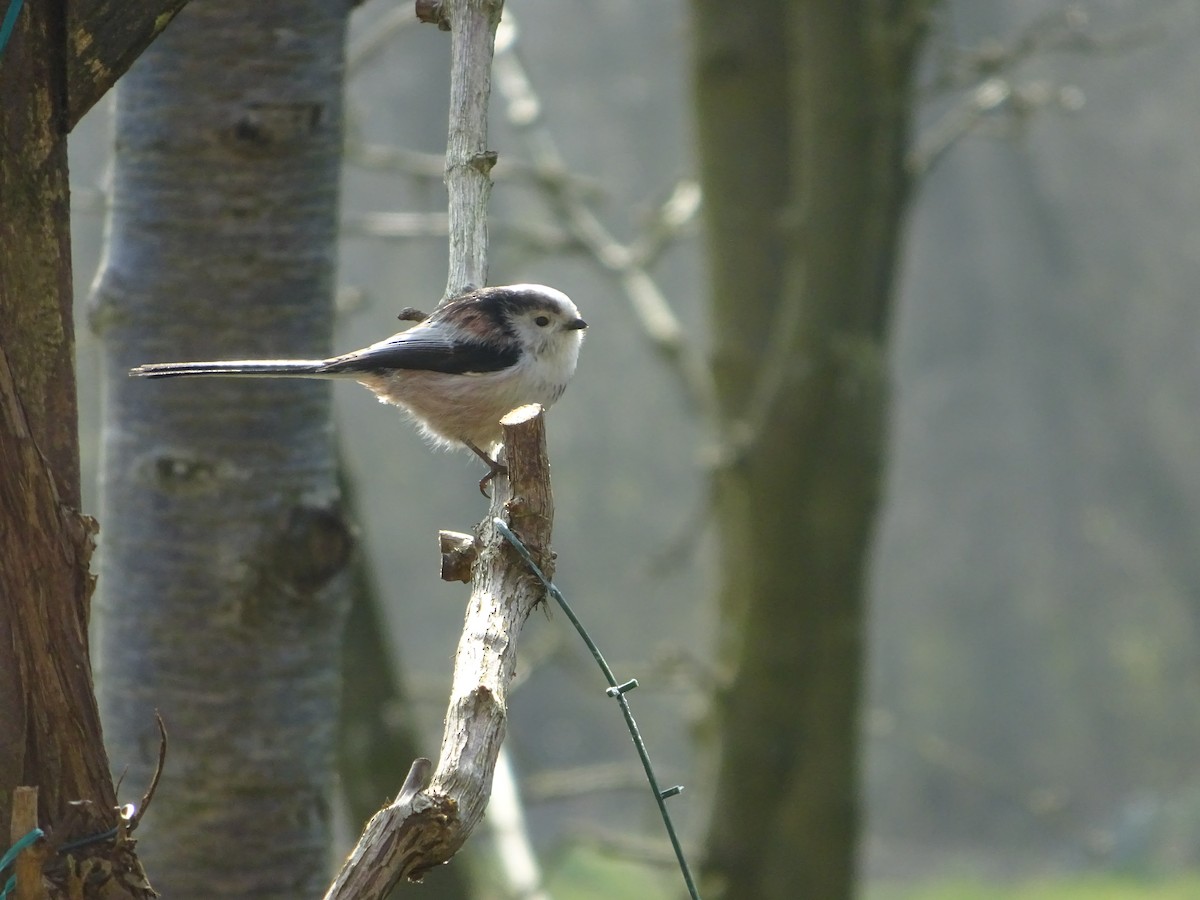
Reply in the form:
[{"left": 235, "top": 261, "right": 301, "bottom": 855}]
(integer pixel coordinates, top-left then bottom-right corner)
[{"left": 63, "top": 0, "right": 1200, "bottom": 895}]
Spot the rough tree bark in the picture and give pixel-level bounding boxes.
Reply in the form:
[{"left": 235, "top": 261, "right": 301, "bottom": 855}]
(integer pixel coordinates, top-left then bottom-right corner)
[
  {"left": 325, "top": 405, "right": 556, "bottom": 899},
  {"left": 0, "top": 0, "right": 182, "bottom": 894},
  {"left": 692, "top": 2, "right": 932, "bottom": 898},
  {"left": 90, "top": 1, "right": 352, "bottom": 896}
]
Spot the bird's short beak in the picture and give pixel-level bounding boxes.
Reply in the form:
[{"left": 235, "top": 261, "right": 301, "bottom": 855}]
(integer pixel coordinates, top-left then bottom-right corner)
[{"left": 566, "top": 318, "right": 588, "bottom": 331}]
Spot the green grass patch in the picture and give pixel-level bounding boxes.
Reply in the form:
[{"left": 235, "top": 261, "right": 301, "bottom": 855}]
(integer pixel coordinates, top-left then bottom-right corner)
[
  {"left": 865, "top": 874, "right": 1200, "bottom": 900},
  {"left": 542, "top": 845, "right": 676, "bottom": 900}
]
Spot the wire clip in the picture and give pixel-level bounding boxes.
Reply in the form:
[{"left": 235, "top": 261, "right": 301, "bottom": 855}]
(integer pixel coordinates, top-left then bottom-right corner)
[{"left": 606, "top": 679, "right": 639, "bottom": 697}]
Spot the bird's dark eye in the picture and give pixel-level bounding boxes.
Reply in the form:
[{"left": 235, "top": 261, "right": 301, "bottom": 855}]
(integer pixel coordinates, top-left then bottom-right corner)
[{"left": 534, "top": 315, "right": 551, "bottom": 327}]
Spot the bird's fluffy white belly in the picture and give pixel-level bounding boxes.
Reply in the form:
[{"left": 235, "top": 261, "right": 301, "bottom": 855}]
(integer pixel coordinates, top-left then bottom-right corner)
[{"left": 356, "top": 367, "right": 565, "bottom": 451}]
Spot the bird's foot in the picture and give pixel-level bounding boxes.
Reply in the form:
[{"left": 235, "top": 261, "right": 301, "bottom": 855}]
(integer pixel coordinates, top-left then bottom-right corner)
[{"left": 465, "top": 441, "right": 507, "bottom": 498}]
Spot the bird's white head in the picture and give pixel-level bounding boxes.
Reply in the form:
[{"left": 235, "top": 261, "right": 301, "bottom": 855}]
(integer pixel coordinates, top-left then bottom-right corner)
[{"left": 492, "top": 284, "right": 587, "bottom": 371}]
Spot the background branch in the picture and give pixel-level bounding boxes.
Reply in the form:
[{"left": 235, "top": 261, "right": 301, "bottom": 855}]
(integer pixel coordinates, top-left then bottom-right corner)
[
  {"left": 493, "top": 12, "right": 714, "bottom": 418},
  {"left": 910, "top": 4, "right": 1158, "bottom": 177},
  {"left": 67, "top": 0, "right": 190, "bottom": 127}
]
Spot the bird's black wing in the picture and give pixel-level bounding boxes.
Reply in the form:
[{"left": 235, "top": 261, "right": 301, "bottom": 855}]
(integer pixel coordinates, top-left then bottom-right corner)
[{"left": 319, "top": 329, "right": 519, "bottom": 376}]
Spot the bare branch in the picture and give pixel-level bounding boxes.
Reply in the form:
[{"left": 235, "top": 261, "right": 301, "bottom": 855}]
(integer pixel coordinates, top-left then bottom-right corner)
[
  {"left": 911, "top": 4, "right": 1160, "bottom": 177},
  {"left": 443, "top": 0, "right": 504, "bottom": 296},
  {"left": 346, "top": 141, "right": 457, "bottom": 179},
  {"left": 626, "top": 179, "right": 703, "bottom": 270},
  {"left": 439, "top": 530, "right": 476, "bottom": 583},
  {"left": 487, "top": 748, "right": 551, "bottom": 900},
  {"left": 78, "top": 196, "right": 571, "bottom": 253},
  {"left": 493, "top": 12, "right": 715, "bottom": 418},
  {"left": 923, "top": 4, "right": 1159, "bottom": 95},
  {"left": 67, "top": 0, "right": 190, "bottom": 128},
  {"left": 346, "top": 6, "right": 420, "bottom": 76},
  {"left": 324, "top": 405, "right": 556, "bottom": 897},
  {"left": 326, "top": 7, "right": 551, "bottom": 895},
  {"left": 575, "top": 826, "right": 689, "bottom": 868},
  {"left": 342, "top": 211, "right": 450, "bottom": 239},
  {"left": 522, "top": 761, "right": 646, "bottom": 802},
  {"left": 345, "top": 135, "right": 608, "bottom": 197},
  {"left": 911, "top": 77, "right": 1089, "bottom": 178},
  {"left": 909, "top": 77, "right": 1011, "bottom": 177},
  {"left": 343, "top": 210, "right": 576, "bottom": 253}
]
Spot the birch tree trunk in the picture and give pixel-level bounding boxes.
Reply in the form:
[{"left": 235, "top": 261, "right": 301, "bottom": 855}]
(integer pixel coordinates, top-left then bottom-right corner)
[
  {"left": 91, "top": 2, "right": 352, "bottom": 895},
  {"left": 692, "top": 2, "right": 931, "bottom": 897}
]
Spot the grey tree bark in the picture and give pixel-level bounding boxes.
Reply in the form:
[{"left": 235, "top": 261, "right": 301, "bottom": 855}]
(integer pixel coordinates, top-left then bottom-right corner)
[
  {"left": 91, "top": 2, "right": 353, "bottom": 896},
  {"left": 691, "top": 2, "right": 933, "bottom": 898}
]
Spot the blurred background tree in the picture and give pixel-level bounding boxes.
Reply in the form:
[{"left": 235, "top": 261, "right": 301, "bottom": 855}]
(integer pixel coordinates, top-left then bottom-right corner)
[{"left": 692, "top": 3, "right": 930, "bottom": 898}]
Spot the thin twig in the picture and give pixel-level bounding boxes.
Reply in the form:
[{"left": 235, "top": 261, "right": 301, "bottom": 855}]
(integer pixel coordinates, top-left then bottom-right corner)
[
  {"left": 344, "top": 210, "right": 575, "bottom": 253},
  {"left": 493, "top": 12, "right": 714, "bottom": 419},
  {"left": 923, "top": 4, "right": 1159, "bottom": 95},
  {"left": 522, "top": 761, "right": 646, "bottom": 802},
  {"left": 909, "top": 77, "right": 1089, "bottom": 177},
  {"left": 127, "top": 712, "right": 167, "bottom": 833},
  {"left": 346, "top": 135, "right": 607, "bottom": 196},
  {"left": 911, "top": 4, "right": 1161, "bottom": 176},
  {"left": 346, "top": 5, "right": 419, "bottom": 76}
]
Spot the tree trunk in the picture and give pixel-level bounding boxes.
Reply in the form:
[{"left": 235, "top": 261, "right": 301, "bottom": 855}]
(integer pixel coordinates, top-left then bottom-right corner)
[
  {"left": 691, "top": 2, "right": 930, "bottom": 897},
  {"left": 0, "top": 0, "right": 106, "bottom": 840},
  {"left": 91, "top": 2, "right": 352, "bottom": 895},
  {"left": 0, "top": 2, "right": 177, "bottom": 891}
]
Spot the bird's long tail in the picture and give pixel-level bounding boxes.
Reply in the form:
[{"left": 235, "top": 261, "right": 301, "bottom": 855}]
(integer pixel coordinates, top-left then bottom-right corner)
[{"left": 130, "top": 360, "right": 331, "bottom": 379}]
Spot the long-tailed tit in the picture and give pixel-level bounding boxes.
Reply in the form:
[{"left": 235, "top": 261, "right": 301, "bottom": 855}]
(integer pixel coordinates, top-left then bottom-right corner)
[{"left": 131, "top": 283, "right": 587, "bottom": 492}]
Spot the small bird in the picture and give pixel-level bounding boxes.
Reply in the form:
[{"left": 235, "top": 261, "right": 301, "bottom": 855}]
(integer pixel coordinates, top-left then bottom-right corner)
[{"left": 131, "top": 283, "right": 587, "bottom": 493}]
